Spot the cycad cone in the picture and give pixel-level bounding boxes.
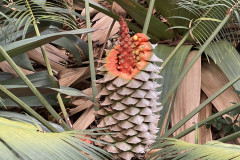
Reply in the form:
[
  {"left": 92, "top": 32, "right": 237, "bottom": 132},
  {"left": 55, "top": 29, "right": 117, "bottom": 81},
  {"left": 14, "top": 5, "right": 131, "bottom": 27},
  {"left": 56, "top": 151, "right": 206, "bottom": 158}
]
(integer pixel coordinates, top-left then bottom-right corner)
[{"left": 96, "top": 17, "right": 163, "bottom": 160}]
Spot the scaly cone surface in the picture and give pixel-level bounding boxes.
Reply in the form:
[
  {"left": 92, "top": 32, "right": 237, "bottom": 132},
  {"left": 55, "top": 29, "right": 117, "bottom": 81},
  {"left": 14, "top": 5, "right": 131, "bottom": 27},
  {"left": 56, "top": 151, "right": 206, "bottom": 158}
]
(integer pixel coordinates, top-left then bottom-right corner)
[{"left": 95, "top": 17, "right": 163, "bottom": 160}]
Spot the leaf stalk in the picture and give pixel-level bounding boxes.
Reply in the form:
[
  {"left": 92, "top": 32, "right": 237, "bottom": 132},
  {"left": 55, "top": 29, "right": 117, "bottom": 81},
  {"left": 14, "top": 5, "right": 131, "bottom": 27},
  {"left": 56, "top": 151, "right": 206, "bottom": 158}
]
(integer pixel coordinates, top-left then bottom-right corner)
[
  {"left": 143, "top": 0, "right": 155, "bottom": 34},
  {"left": 0, "top": 46, "right": 70, "bottom": 131},
  {"left": 25, "top": 0, "right": 72, "bottom": 129},
  {"left": 85, "top": 0, "right": 98, "bottom": 110},
  {"left": 0, "top": 85, "right": 59, "bottom": 132}
]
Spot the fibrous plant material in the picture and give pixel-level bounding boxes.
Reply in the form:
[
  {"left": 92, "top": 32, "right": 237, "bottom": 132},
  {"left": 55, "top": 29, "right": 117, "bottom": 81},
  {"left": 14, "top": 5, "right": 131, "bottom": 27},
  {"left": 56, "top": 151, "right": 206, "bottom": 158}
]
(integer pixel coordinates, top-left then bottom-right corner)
[{"left": 95, "top": 17, "right": 163, "bottom": 160}]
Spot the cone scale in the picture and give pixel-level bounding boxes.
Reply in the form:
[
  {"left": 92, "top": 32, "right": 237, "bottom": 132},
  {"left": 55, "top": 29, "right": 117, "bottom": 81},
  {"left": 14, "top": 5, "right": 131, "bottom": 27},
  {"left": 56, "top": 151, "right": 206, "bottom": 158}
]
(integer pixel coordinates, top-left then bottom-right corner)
[{"left": 96, "top": 17, "right": 163, "bottom": 160}]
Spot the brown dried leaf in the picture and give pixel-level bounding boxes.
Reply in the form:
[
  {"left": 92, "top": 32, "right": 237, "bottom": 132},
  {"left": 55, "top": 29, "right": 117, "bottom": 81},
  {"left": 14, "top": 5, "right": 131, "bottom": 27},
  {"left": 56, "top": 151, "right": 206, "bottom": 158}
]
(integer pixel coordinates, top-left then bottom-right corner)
[
  {"left": 73, "top": 106, "right": 95, "bottom": 130},
  {"left": 112, "top": 2, "right": 127, "bottom": 17},
  {"left": 27, "top": 46, "right": 66, "bottom": 74},
  {"left": 58, "top": 67, "right": 89, "bottom": 86},
  {"left": 198, "top": 92, "right": 212, "bottom": 144},
  {"left": 171, "top": 50, "right": 201, "bottom": 143},
  {"left": 92, "top": 12, "right": 106, "bottom": 22},
  {"left": 44, "top": 44, "right": 68, "bottom": 61},
  {"left": 201, "top": 61, "right": 240, "bottom": 113},
  {"left": 90, "top": 14, "right": 120, "bottom": 45},
  {"left": 0, "top": 61, "right": 34, "bottom": 76},
  {"left": 81, "top": 0, "right": 99, "bottom": 17},
  {"left": 201, "top": 61, "right": 240, "bottom": 142},
  {"left": 69, "top": 99, "right": 94, "bottom": 116}
]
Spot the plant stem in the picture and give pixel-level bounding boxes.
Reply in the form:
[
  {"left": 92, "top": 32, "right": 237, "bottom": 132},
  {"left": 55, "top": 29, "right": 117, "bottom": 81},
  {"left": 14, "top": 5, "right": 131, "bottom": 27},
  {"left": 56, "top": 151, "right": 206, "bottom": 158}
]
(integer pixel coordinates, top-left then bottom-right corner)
[
  {"left": 0, "top": 85, "right": 59, "bottom": 133},
  {"left": 0, "top": 46, "right": 70, "bottom": 131},
  {"left": 142, "top": 0, "right": 155, "bottom": 34},
  {"left": 234, "top": 113, "right": 240, "bottom": 123},
  {"left": 194, "top": 123, "right": 199, "bottom": 144},
  {"left": 174, "top": 101, "right": 240, "bottom": 139},
  {"left": 162, "top": 74, "right": 240, "bottom": 138},
  {"left": 218, "top": 129, "right": 240, "bottom": 142},
  {"left": 26, "top": 0, "right": 72, "bottom": 128},
  {"left": 85, "top": 0, "right": 98, "bottom": 110},
  {"left": 160, "top": 32, "right": 190, "bottom": 72}
]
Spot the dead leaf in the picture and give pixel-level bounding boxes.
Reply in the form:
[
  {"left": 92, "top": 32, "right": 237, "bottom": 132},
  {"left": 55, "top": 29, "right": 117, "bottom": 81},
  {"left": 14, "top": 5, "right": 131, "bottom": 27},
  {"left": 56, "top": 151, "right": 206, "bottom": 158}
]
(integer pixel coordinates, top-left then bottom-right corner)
[
  {"left": 112, "top": 2, "right": 127, "bottom": 17},
  {"left": 69, "top": 99, "right": 94, "bottom": 116},
  {"left": 73, "top": 106, "right": 95, "bottom": 130},
  {"left": 171, "top": 50, "right": 201, "bottom": 143},
  {"left": 44, "top": 44, "right": 68, "bottom": 61},
  {"left": 198, "top": 92, "right": 212, "bottom": 144},
  {"left": 27, "top": 45, "right": 66, "bottom": 74},
  {"left": 201, "top": 61, "right": 240, "bottom": 112},
  {"left": 92, "top": 12, "right": 106, "bottom": 22},
  {"left": 145, "top": 149, "right": 161, "bottom": 160},
  {"left": 81, "top": 0, "right": 99, "bottom": 17},
  {"left": 58, "top": 67, "right": 89, "bottom": 86},
  {"left": 201, "top": 61, "right": 240, "bottom": 142},
  {"left": 73, "top": 1, "right": 84, "bottom": 10},
  {"left": 0, "top": 61, "right": 34, "bottom": 76},
  {"left": 88, "top": 13, "right": 120, "bottom": 45}
]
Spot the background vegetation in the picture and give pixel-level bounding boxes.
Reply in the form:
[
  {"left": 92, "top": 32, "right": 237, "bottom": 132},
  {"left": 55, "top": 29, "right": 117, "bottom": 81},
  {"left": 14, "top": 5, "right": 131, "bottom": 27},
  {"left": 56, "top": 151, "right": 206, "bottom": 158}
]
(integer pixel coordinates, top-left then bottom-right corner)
[{"left": 1, "top": 0, "right": 240, "bottom": 159}]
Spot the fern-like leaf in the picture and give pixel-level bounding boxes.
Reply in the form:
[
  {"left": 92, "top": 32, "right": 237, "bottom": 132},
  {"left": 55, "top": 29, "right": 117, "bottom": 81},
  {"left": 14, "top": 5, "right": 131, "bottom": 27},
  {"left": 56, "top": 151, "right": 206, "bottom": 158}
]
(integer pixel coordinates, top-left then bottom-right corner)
[
  {"left": 1, "top": 0, "right": 79, "bottom": 42},
  {"left": 149, "top": 138, "right": 240, "bottom": 160},
  {"left": 175, "top": 0, "right": 240, "bottom": 62},
  {"left": 0, "top": 116, "right": 114, "bottom": 160}
]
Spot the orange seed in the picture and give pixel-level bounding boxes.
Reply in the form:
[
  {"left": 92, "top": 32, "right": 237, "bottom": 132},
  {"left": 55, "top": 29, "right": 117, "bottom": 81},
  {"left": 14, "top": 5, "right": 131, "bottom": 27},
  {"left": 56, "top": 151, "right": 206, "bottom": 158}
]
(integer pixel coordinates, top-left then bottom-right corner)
[{"left": 133, "top": 35, "right": 138, "bottom": 41}]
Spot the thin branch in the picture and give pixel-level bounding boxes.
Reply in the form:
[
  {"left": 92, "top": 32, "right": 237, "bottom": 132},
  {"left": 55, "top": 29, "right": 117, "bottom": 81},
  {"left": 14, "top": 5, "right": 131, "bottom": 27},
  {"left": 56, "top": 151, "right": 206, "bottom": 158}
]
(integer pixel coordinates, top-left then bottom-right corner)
[
  {"left": 0, "top": 46, "right": 70, "bottom": 131},
  {"left": 25, "top": 0, "right": 72, "bottom": 129},
  {"left": 85, "top": 0, "right": 98, "bottom": 110},
  {"left": 142, "top": 0, "right": 155, "bottom": 34},
  {"left": 0, "top": 85, "right": 59, "bottom": 133}
]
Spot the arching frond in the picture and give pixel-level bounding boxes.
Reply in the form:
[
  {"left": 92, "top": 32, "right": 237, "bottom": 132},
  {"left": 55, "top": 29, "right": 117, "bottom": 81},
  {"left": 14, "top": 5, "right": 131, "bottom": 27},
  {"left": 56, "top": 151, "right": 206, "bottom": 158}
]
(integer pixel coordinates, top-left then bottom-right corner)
[
  {"left": 177, "top": 0, "right": 240, "bottom": 44},
  {"left": 0, "top": 117, "right": 113, "bottom": 160},
  {"left": 175, "top": 0, "right": 240, "bottom": 62},
  {"left": 149, "top": 138, "right": 240, "bottom": 160},
  {"left": 0, "top": 111, "right": 65, "bottom": 132},
  {"left": 1, "top": 0, "right": 80, "bottom": 42}
]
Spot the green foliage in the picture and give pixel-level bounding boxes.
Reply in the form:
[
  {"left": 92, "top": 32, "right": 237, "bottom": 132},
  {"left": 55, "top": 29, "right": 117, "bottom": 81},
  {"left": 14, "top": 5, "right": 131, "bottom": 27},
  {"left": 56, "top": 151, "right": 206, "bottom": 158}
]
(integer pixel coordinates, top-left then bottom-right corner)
[
  {"left": 206, "top": 88, "right": 240, "bottom": 135},
  {"left": 1, "top": 28, "right": 94, "bottom": 61},
  {"left": 154, "top": 44, "right": 193, "bottom": 134},
  {"left": 145, "top": 1, "right": 240, "bottom": 158},
  {"left": 0, "top": 117, "right": 113, "bottom": 160},
  {"left": 114, "top": 0, "right": 175, "bottom": 40},
  {"left": 0, "top": 0, "right": 87, "bottom": 65},
  {"left": 205, "top": 40, "right": 240, "bottom": 90},
  {"left": 176, "top": 0, "right": 240, "bottom": 45},
  {"left": 76, "top": 0, "right": 175, "bottom": 42},
  {"left": 150, "top": 139, "right": 240, "bottom": 160},
  {"left": 1, "top": 0, "right": 240, "bottom": 159}
]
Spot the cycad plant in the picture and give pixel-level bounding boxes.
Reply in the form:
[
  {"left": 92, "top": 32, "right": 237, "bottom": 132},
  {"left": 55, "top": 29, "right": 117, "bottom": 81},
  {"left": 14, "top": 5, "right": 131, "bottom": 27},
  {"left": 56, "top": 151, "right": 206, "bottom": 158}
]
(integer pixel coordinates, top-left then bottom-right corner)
[
  {"left": 95, "top": 17, "right": 163, "bottom": 160},
  {"left": 78, "top": 0, "right": 240, "bottom": 159}
]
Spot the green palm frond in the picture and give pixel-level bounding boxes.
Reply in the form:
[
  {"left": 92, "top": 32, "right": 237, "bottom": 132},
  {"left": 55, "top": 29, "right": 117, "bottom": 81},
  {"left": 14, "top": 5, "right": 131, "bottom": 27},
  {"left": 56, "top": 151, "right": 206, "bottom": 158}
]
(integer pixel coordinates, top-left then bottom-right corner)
[
  {"left": 176, "top": 0, "right": 240, "bottom": 45},
  {"left": 1, "top": 0, "right": 79, "bottom": 42},
  {"left": 149, "top": 139, "right": 240, "bottom": 160},
  {"left": 0, "top": 111, "right": 65, "bottom": 132},
  {"left": 0, "top": 117, "right": 113, "bottom": 160}
]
